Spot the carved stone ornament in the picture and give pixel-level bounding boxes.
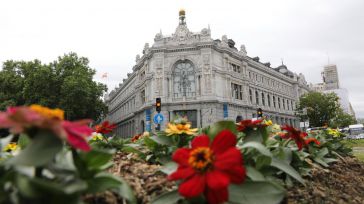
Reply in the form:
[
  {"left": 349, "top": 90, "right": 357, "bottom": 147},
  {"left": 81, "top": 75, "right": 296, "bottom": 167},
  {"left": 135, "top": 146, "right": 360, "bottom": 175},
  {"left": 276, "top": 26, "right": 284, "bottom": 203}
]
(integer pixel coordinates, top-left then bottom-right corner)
[
  {"left": 135, "top": 54, "right": 140, "bottom": 62},
  {"left": 221, "top": 35, "right": 229, "bottom": 47},
  {"left": 202, "top": 54, "right": 210, "bottom": 65},
  {"left": 143, "top": 43, "right": 150, "bottom": 54},
  {"left": 173, "top": 24, "right": 193, "bottom": 44},
  {"left": 154, "top": 59, "right": 163, "bottom": 69},
  {"left": 240, "top": 44, "right": 247, "bottom": 56}
]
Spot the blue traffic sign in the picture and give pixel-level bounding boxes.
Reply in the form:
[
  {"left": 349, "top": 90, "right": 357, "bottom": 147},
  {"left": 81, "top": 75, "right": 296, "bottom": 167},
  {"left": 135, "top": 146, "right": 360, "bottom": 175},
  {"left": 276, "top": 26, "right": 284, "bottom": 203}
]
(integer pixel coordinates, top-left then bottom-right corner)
[{"left": 153, "top": 113, "right": 164, "bottom": 124}]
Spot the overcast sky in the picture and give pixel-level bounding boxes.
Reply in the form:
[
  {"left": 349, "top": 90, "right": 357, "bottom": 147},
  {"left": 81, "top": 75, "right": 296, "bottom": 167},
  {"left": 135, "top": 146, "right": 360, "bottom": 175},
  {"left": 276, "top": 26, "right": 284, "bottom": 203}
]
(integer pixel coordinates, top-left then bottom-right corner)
[{"left": 1, "top": 0, "right": 363, "bottom": 118}]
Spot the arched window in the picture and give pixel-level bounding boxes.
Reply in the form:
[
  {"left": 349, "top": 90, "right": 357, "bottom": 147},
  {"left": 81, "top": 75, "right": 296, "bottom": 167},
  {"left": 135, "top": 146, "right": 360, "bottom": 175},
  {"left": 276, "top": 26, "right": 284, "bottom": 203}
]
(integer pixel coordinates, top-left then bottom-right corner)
[
  {"left": 261, "top": 93, "right": 265, "bottom": 106},
  {"left": 268, "top": 94, "right": 271, "bottom": 107},
  {"left": 255, "top": 91, "right": 259, "bottom": 105},
  {"left": 173, "top": 60, "right": 196, "bottom": 98}
]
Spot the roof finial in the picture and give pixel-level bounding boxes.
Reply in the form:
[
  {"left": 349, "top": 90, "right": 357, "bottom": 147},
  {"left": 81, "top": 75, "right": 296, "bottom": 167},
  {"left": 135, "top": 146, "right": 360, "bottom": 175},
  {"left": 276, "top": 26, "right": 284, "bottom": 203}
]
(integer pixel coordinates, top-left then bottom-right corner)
[
  {"left": 179, "top": 9, "right": 186, "bottom": 25},
  {"left": 281, "top": 58, "right": 284, "bottom": 65}
]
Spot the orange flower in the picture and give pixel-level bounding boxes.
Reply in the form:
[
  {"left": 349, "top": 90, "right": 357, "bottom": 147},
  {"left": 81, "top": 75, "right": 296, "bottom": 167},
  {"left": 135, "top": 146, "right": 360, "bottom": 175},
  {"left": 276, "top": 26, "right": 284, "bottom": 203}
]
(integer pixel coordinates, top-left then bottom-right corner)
[
  {"left": 304, "top": 138, "right": 320, "bottom": 146},
  {"left": 95, "top": 121, "right": 116, "bottom": 134}
]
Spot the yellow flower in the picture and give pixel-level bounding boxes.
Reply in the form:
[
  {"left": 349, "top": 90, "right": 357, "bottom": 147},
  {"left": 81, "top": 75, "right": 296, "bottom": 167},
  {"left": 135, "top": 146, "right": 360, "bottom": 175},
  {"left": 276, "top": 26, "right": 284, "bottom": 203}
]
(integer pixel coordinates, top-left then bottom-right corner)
[
  {"left": 327, "top": 128, "right": 341, "bottom": 138},
  {"left": 142, "top": 131, "right": 150, "bottom": 137},
  {"left": 91, "top": 132, "right": 104, "bottom": 141},
  {"left": 30, "top": 104, "right": 64, "bottom": 120},
  {"left": 264, "top": 120, "right": 273, "bottom": 126},
  {"left": 3, "top": 142, "right": 18, "bottom": 152},
  {"left": 165, "top": 123, "right": 198, "bottom": 136},
  {"left": 271, "top": 124, "right": 281, "bottom": 132}
]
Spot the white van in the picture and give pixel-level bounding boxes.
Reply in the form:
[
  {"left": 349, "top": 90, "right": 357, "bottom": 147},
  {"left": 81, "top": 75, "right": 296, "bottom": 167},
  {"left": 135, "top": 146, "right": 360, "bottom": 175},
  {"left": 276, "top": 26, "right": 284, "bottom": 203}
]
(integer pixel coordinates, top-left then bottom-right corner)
[{"left": 349, "top": 124, "right": 364, "bottom": 136}]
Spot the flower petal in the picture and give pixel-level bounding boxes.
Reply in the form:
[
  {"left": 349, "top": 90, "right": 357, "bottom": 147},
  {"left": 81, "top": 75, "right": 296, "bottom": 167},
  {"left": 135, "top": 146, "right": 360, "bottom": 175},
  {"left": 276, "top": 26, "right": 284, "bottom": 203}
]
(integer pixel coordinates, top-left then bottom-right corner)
[
  {"left": 223, "top": 165, "right": 246, "bottom": 184},
  {"left": 172, "top": 148, "right": 190, "bottom": 167},
  {"left": 168, "top": 166, "right": 195, "bottom": 181},
  {"left": 67, "top": 134, "right": 91, "bottom": 152},
  {"left": 206, "top": 170, "right": 230, "bottom": 190},
  {"left": 214, "top": 148, "right": 243, "bottom": 170},
  {"left": 205, "top": 187, "right": 229, "bottom": 204},
  {"left": 191, "top": 135, "right": 210, "bottom": 149},
  {"left": 178, "top": 174, "right": 206, "bottom": 198},
  {"left": 211, "top": 130, "right": 237, "bottom": 155},
  {"left": 62, "top": 120, "right": 93, "bottom": 151}
]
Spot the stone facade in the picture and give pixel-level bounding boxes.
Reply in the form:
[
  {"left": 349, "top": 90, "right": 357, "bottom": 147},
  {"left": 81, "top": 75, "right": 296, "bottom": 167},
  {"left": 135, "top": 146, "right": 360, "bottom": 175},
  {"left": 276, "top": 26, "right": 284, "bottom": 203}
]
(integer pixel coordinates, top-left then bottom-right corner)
[{"left": 105, "top": 11, "right": 310, "bottom": 137}]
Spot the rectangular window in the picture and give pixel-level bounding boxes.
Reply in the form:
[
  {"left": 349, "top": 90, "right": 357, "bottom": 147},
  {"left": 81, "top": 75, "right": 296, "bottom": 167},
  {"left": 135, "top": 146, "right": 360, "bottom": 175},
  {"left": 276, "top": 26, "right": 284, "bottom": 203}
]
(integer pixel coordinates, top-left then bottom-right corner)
[
  {"left": 231, "top": 83, "right": 243, "bottom": 100},
  {"left": 231, "top": 63, "right": 241, "bottom": 73},
  {"left": 278, "top": 97, "right": 281, "bottom": 109},
  {"left": 249, "top": 89, "right": 253, "bottom": 103}
]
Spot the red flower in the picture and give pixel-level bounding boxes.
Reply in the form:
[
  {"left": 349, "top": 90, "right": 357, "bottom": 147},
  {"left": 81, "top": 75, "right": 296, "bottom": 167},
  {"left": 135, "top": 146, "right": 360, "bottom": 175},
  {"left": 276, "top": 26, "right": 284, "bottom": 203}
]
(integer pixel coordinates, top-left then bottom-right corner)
[
  {"left": 169, "top": 130, "right": 246, "bottom": 204},
  {"left": 304, "top": 138, "right": 320, "bottom": 146},
  {"left": 281, "top": 125, "right": 307, "bottom": 150},
  {"left": 131, "top": 133, "right": 142, "bottom": 142},
  {"left": 95, "top": 121, "right": 116, "bottom": 134},
  {"left": 61, "top": 120, "right": 93, "bottom": 152},
  {"left": 237, "top": 119, "right": 266, "bottom": 132}
]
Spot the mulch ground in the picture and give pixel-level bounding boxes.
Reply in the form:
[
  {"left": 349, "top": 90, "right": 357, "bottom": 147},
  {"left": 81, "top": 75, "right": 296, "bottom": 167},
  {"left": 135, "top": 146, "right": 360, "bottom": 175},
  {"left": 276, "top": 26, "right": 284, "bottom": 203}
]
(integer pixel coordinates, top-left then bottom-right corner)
[
  {"left": 84, "top": 153, "right": 364, "bottom": 204},
  {"left": 286, "top": 156, "right": 364, "bottom": 204}
]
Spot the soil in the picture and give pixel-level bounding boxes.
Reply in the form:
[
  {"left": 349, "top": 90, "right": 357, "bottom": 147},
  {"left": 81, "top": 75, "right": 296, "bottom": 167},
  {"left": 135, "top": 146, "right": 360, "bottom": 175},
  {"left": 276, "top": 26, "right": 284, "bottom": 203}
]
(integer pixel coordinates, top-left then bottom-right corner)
[
  {"left": 286, "top": 156, "right": 364, "bottom": 204},
  {"left": 84, "top": 153, "right": 364, "bottom": 204}
]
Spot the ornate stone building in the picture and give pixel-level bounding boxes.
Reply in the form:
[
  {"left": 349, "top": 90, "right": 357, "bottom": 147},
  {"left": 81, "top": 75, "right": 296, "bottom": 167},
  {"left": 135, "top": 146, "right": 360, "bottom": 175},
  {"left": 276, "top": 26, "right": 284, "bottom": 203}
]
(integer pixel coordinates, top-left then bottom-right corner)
[{"left": 105, "top": 10, "right": 310, "bottom": 137}]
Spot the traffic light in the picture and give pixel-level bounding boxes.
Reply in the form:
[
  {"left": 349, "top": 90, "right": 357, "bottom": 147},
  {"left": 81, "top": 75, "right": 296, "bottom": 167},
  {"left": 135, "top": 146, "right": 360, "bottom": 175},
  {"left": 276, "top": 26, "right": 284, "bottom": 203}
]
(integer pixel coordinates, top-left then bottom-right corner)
[
  {"left": 156, "top": 98, "right": 161, "bottom": 113},
  {"left": 257, "top": 108, "right": 263, "bottom": 118}
]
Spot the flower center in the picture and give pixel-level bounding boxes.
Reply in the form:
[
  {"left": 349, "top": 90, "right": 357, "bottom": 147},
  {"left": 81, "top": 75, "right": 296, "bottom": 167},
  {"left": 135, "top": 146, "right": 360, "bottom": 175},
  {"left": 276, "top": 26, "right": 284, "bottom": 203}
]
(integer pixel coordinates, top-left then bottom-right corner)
[{"left": 188, "top": 147, "right": 214, "bottom": 171}]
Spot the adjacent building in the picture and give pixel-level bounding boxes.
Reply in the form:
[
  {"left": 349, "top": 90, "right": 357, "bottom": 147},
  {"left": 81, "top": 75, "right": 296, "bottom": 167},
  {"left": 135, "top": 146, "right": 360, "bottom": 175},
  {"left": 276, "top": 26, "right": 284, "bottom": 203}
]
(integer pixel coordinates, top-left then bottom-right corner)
[
  {"left": 310, "top": 64, "right": 355, "bottom": 116},
  {"left": 105, "top": 10, "right": 310, "bottom": 137},
  {"left": 322, "top": 64, "right": 340, "bottom": 90}
]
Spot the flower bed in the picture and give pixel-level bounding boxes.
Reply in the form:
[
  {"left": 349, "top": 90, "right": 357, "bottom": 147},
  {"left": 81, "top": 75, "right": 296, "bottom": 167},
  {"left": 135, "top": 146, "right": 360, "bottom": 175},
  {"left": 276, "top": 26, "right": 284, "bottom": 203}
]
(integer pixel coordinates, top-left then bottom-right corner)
[{"left": 1, "top": 105, "right": 363, "bottom": 204}]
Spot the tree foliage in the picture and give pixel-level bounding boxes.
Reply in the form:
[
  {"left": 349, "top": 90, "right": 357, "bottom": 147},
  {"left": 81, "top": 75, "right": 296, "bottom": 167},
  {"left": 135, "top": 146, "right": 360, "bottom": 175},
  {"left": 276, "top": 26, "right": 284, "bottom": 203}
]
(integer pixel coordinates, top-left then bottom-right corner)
[
  {"left": 0, "top": 53, "right": 107, "bottom": 121},
  {"left": 330, "top": 109, "right": 357, "bottom": 128},
  {"left": 296, "top": 92, "right": 341, "bottom": 127}
]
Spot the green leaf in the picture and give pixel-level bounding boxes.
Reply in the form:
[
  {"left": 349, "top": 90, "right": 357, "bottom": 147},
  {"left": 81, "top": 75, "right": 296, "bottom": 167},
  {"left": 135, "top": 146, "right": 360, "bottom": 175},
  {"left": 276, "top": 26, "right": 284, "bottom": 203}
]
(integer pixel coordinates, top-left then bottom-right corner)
[
  {"left": 117, "top": 177, "right": 137, "bottom": 204},
  {"left": 150, "top": 135, "right": 173, "bottom": 146},
  {"left": 270, "top": 158, "right": 305, "bottom": 185},
  {"left": 229, "top": 181, "right": 285, "bottom": 204},
  {"left": 87, "top": 173, "right": 136, "bottom": 203},
  {"left": 207, "top": 120, "right": 238, "bottom": 139},
  {"left": 160, "top": 162, "right": 177, "bottom": 175},
  {"left": 144, "top": 136, "right": 158, "bottom": 149},
  {"left": 316, "top": 147, "right": 329, "bottom": 158},
  {"left": 80, "top": 148, "right": 114, "bottom": 170},
  {"left": 256, "top": 155, "right": 272, "bottom": 170},
  {"left": 17, "top": 134, "right": 31, "bottom": 149},
  {"left": 152, "top": 190, "right": 182, "bottom": 204},
  {"left": 240, "top": 141, "right": 272, "bottom": 157},
  {"left": 7, "top": 131, "right": 63, "bottom": 167},
  {"left": 16, "top": 173, "right": 87, "bottom": 198},
  {"left": 121, "top": 145, "right": 146, "bottom": 159},
  {"left": 244, "top": 130, "right": 263, "bottom": 143},
  {"left": 246, "top": 166, "right": 265, "bottom": 181}
]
